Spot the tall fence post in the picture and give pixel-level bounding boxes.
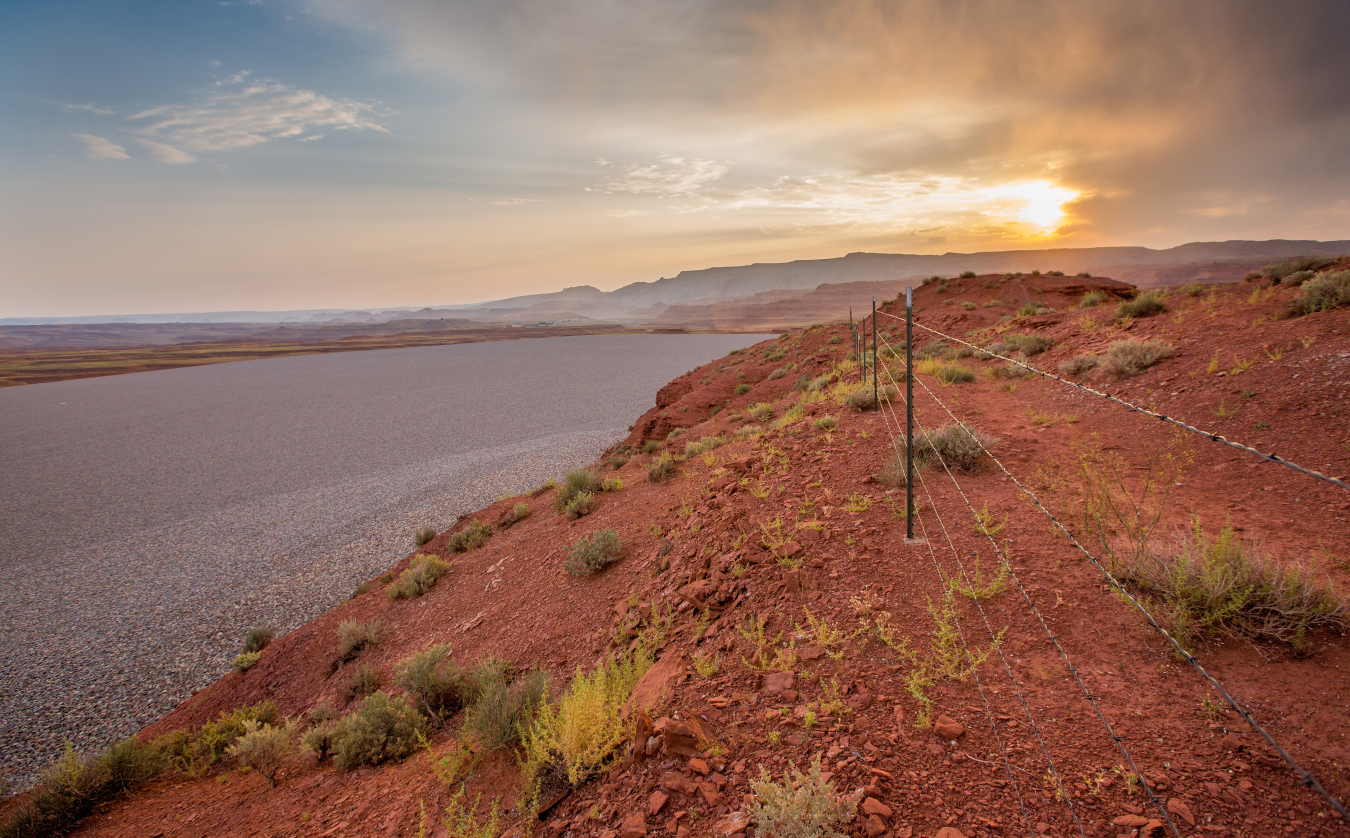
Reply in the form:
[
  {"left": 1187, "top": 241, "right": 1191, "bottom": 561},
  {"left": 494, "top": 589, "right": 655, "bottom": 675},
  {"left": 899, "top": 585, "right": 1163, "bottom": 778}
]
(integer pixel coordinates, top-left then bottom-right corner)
[
  {"left": 905, "top": 286, "right": 915, "bottom": 540},
  {"left": 872, "top": 296, "right": 878, "bottom": 411}
]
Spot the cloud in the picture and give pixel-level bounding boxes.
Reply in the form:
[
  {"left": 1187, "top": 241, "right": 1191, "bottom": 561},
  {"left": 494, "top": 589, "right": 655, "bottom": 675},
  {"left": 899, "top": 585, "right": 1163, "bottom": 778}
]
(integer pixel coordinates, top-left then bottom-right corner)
[
  {"left": 56, "top": 102, "right": 116, "bottom": 116},
  {"left": 72, "top": 134, "right": 129, "bottom": 161},
  {"left": 488, "top": 197, "right": 539, "bottom": 206},
  {"left": 597, "top": 156, "right": 728, "bottom": 198},
  {"left": 603, "top": 209, "right": 648, "bottom": 218},
  {"left": 125, "top": 76, "right": 389, "bottom": 163},
  {"left": 135, "top": 139, "right": 198, "bottom": 165}
]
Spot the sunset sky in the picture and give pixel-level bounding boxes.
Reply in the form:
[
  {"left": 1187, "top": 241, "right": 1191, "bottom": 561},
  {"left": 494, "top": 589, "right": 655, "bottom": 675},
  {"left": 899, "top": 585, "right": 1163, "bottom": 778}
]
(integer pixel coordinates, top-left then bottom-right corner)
[{"left": 3, "top": 1, "right": 1349, "bottom": 317}]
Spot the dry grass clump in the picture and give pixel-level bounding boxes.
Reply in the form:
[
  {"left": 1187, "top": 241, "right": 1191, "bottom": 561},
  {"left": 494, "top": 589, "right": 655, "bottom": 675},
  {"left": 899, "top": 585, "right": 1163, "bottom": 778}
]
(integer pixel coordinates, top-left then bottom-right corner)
[
  {"left": 554, "top": 470, "right": 598, "bottom": 515},
  {"left": 155, "top": 701, "right": 278, "bottom": 776},
  {"left": 935, "top": 363, "right": 976, "bottom": 384},
  {"left": 747, "top": 402, "right": 776, "bottom": 422},
  {"left": 748, "top": 755, "right": 855, "bottom": 838},
  {"left": 1079, "top": 290, "right": 1108, "bottom": 308},
  {"left": 1005, "top": 333, "right": 1055, "bottom": 356},
  {"left": 562, "top": 490, "right": 597, "bottom": 519},
  {"left": 463, "top": 661, "right": 548, "bottom": 751},
  {"left": 242, "top": 625, "right": 275, "bottom": 654},
  {"left": 395, "top": 644, "right": 464, "bottom": 722},
  {"left": 648, "top": 451, "right": 677, "bottom": 483},
  {"left": 684, "top": 435, "right": 726, "bottom": 457},
  {"left": 844, "top": 384, "right": 898, "bottom": 410},
  {"left": 336, "top": 620, "right": 383, "bottom": 663},
  {"left": 1115, "top": 291, "right": 1167, "bottom": 319},
  {"left": 232, "top": 652, "right": 261, "bottom": 673},
  {"left": 414, "top": 526, "right": 438, "bottom": 547},
  {"left": 226, "top": 720, "right": 295, "bottom": 788},
  {"left": 880, "top": 424, "right": 996, "bottom": 486},
  {"left": 1101, "top": 339, "right": 1173, "bottom": 377},
  {"left": 1119, "top": 525, "right": 1347, "bottom": 652},
  {"left": 329, "top": 692, "right": 428, "bottom": 771},
  {"left": 813, "top": 416, "right": 838, "bottom": 431},
  {"left": 0, "top": 739, "right": 165, "bottom": 838},
  {"left": 1059, "top": 355, "right": 1098, "bottom": 376},
  {"left": 564, "top": 529, "right": 624, "bottom": 576},
  {"left": 447, "top": 520, "right": 493, "bottom": 553},
  {"left": 1288, "top": 270, "right": 1350, "bottom": 316},
  {"left": 387, "top": 554, "right": 450, "bottom": 600}
]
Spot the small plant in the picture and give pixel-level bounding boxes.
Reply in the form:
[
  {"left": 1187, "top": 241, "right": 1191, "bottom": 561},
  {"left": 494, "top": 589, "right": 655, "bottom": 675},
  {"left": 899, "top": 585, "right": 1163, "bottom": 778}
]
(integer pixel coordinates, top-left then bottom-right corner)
[
  {"left": 1016, "top": 302, "right": 1040, "bottom": 317},
  {"left": 879, "top": 423, "right": 996, "bottom": 485},
  {"left": 935, "top": 363, "right": 976, "bottom": 384},
  {"left": 747, "top": 402, "right": 775, "bottom": 422},
  {"left": 736, "top": 383, "right": 751, "bottom": 394},
  {"left": 648, "top": 452, "right": 677, "bottom": 483},
  {"left": 156, "top": 701, "right": 278, "bottom": 775},
  {"left": 843, "top": 384, "right": 898, "bottom": 410},
  {"left": 748, "top": 755, "right": 855, "bottom": 838},
  {"left": 1079, "top": 291, "right": 1107, "bottom": 308},
  {"left": 1059, "top": 355, "right": 1098, "bottom": 376},
  {"left": 565, "top": 529, "right": 624, "bottom": 576},
  {"left": 395, "top": 644, "right": 464, "bottom": 722},
  {"left": 972, "top": 503, "right": 1005, "bottom": 536},
  {"left": 1, "top": 738, "right": 165, "bottom": 838},
  {"left": 242, "top": 625, "right": 275, "bottom": 654},
  {"left": 641, "top": 439, "right": 660, "bottom": 454},
  {"left": 329, "top": 692, "right": 428, "bottom": 771},
  {"left": 346, "top": 663, "right": 383, "bottom": 701},
  {"left": 511, "top": 502, "right": 531, "bottom": 522},
  {"left": 767, "top": 367, "right": 787, "bottom": 380},
  {"left": 226, "top": 720, "right": 295, "bottom": 788},
  {"left": 415, "top": 526, "right": 438, "bottom": 547},
  {"left": 841, "top": 492, "right": 871, "bottom": 513},
  {"left": 233, "top": 652, "right": 261, "bottom": 673},
  {"left": 952, "top": 556, "right": 1009, "bottom": 601},
  {"left": 813, "top": 415, "right": 838, "bottom": 431},
  {"left": 600, "top": 477, "right": 624, "bottom": 492},
  {"left": 464, "top": 662, "right": 548, "bottom": 751},
  {"left": 961, "top": 301, "right": 977, "bottom": 310},
  {"left": 554, "top": 470, "right": 598, "bottom": 513},
  {"left": 447, "top": 521, "right": 493, "bottom": 553},
  {"left": 433, "top": 739, "right": 476, "bottom": 787},
  {"left": 1288, "top": 270, "right": 1350, "bottom": 316},
  {"left": 562, "top": 490, "right": 598, "bottom": 519},
  {"left": 693, "top": 651, "right": 720, "bottom": 678},
  {"left": 1101, "top": 339, "right": 1173, "bottom": 377},
  {"left": 388, "top": 554, "right": 451, "bottom": 600},
  {"left": 336, "top": 620, "right": 383, "bottom": 663},
  {"left": 1115, "top": 291, "right": 1167, "bottom": 320},
  {"left": 443, "top": 788, "right": 501, "bottom": 838},
  {"left": 1006, "top": 333, "right": 1055, "bottom": 355}
]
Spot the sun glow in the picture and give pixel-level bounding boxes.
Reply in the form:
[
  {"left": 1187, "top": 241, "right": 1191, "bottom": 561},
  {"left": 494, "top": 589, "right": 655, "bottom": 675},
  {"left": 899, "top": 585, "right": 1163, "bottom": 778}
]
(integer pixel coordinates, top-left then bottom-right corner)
[{"left": 977, "top": 181, "right": 1081, "bottom": 233}]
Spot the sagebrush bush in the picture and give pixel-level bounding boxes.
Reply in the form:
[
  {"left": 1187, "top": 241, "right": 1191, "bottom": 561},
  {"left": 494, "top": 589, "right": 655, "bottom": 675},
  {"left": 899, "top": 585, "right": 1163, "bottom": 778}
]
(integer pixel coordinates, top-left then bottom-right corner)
[
  {"left": 387, "top": 554, "right": 450, "bottom": 600},
  {"left": 242, "top": 625, "right": 275, "bottom": 654},
  {"left": 935, "top": 364, "right": 975, "bottom": 384},
  {"left": 1120, "top": 525, "right": 1347, "bottom": 652},
  {"left": 464, "top": 663, "right": 548, "bottom": 751},
  {"left": 747, "top": 403, "right": 775, "bottom": 422},
  {"left": 914, "top": 340, "right": 947, "bottom": 360},
  {"left": 336, "top": 620, "right": 382, "bottom": 663},
  {"left": 564, "top": 529, "right": 624, "bottom": 576},
  {"left": 346, "top": 663, "right": 383, "bottom": 700},
  {"left": 226, "top": 720, "right": 294, "bottom": 788},
  {"left": 1059, "top": 355, "right": 1098, "bottom": 376},
  {"left": 156, "top": 702, "right": 278, "bottom": 775},
  {"left": 748, "top": 755, "right": 854, "bottom": 838},
  {"left": 1260, "top": 254, "right": 1336, "bottom": 282},
  {"left": 233, "top": 652, "right": 261, "bottom": 673},
  {"left": 1016, "top": 302, "right": 1039, "bottom": 317},
  {"left": 554, "top": 470, "right": 598, "bottom": 513},
  {"left": 329, "top": 692, "right": 427, "bottom": 771},
  {"left": 844, "top": 384, "right": 897, "bottom": 410},
  {"left": 640, "top": 439, "right": 660, "bottom": 454},
  {"left": 880, "top": 424, "right": 996, "bottom": 486},
  {"left": 563, "top": 490, "right": 597, "bottom": 519},
  {"left": 395, "top": 644, "right": 464, "bottom": 721},
  {"left": 414, "top": 526, "right": 438, "bottom": 547},
  {"left": 600, "top": 477, "right": 624, "bottom": 492},
  {"left": 1006, "top": 334, "right": 1054, "bottom": 356},
  {"left": 1101, "top": 339, "right": 1173, "bottom": 377},
  {"left": 1115, "top": 291, "right": 1167, "bottom": 319},
  {"left": 767, "top": 367, "right": 787, "bottom": 380},
  {"left": 734, "top": 424, "right": 764, "bottom": 440},
  {"left": 1, "top": 739, "right": 165, "bottom": 838},
  {"left": 1288, "top": 270, "right": 1350, "bottom": 316},
  {"left": 447, "top": 521, "right": 493, "bottom": 553},
  {"left": 511, "top": 502, "right": 531, "bottom": 521},
  {"left": 648, "top": 452, "right": 676, "bottom": 483},
  {"left": 735, "top": 383, "right": 751, "bottom": 394},
  {"left": 813, "top": 416, "right": 838, "bottom": 431},
  {"left": 684, "top": 435, "right": 726, "bottom": 457}
]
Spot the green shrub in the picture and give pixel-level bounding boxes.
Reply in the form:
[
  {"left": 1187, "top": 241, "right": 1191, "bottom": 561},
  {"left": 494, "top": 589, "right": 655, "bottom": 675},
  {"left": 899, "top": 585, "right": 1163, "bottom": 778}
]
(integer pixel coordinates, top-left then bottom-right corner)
[
  {"left": 1120, "top": 524, "right": 1347, "bottom": 651},
  {"left": 734, "top": 424, "right": 764, "bottom": 440},
  {"left": 1282, "top": 270, "right": 1316, "bottom": 286},
  {"left": 330, "top": 692, "right": 428, "bottom": 771},
  {"left": 1260, "top": 254, "right": 1337, "bottom": 282},
  {"left": 1006, "top": 334, "right": 1054, "bottom": 356},
  {"left": 242, "top": 625, "right": 275, "bottom": 654},
  {"left": 806, "top": 374, "right": 834, "bottom": 392},
  {"left": 1078, "top": 291, "right": 1107, "bottom": 308},
  {"left": 554, "top": 470, "right": 598, "bottom": 512},
  {"left": 793, "top": 374, "right": 813, "bottom": 392},
  {"left": 1, "top": 739, "right": 165, "bottom": 838},
  {"left": 562, "top": 490, "right": 597, "bottom": 519},
  {"left": 914, "top": 340, "right": 947, "bottom": 360},
  {"left": 1179, "top": 282, "right": 1206, "bottom": 296},
  {"left": 1101, "top": 339, "right": 1173, "bottom": 377},
  {"left": 336, "top": 620, "right": 382, "bottom": 663},
  {"left": 388, "top": 554, "right": 450, "bottom": 600},
  {"left": 232, "top": 652, "right": 261, "bottom": 673},
  {"left": 844, "top": 384, "right": 897, "bottom": 410},
  {"left": 880, "top": 424, "right": 996, "bottom": 486},
  {"left": 395, "top": 644, "right": 464, "bottom": 722},
  {"left": 935, "top": 364, "right": 976, "bottom": 384},
  {"left": 959, "top": 270, "right": 976, "bottom": 278},
  {"left": 464, "top": 663, "right": 548, "bottom": 751},
  {"left": 511, "top": 502, "right": 531, "bottom": 521},
  {"left": 648, "top": 452, "right": 676, "bottom": 483},
  {"left": 415, "top": 526, "right": 438, "bottom": 547},
  {"left": 813, "top": 416, "right": 838, "bottom": 431},
  {"left": 156, "top": 702, "right": 278, "bottom": 775},
  {"left": 1016, "top": 302, "right": 1039, "bottom": 317},
  {"left": 346, "top": 663, "right": 383, "bottom": 701},
  {"left": 226, "top": 720, "right": 295, "bottom": 788},
  {"left": 735, "top": 383, "right": 751, "bottom": 394},
  {"left": 600, "top": 477, "right": 624, "bottom": 492},
  {"left": 447, "top": 520, "right": 493, "bottom": 553},
  {"left": 961, "top": 301, "right": 977, "bottom": 310},
  {"left": 640, "top": 439, "right": 660, "bottom": 454},
  {"left": 1059, "top": 355, "right": 1098, "bottom": 376},
  {"left": 748, "top": 755, "right": 854, "bottom": 838},
  {"left": 1115, "top": 291, "right": 1167, "bottom": 319},
  {"left": 565, "top": 529, "right": 624, "bottom": 576},
  {"left": 747, "top": 403, "right": 775, "bottom": 422},
  {"left": 767, "top": 367, "right": 787, "bottom": 380},
  {"left": 1077, "top": 271, "right": 1092, "bottom": 278},
  {"left": 684, "top": 435, "right": 727, "bottom": 457},
  {"left": 1288, "top": 271, "right": 1350, "bottom": 316}
]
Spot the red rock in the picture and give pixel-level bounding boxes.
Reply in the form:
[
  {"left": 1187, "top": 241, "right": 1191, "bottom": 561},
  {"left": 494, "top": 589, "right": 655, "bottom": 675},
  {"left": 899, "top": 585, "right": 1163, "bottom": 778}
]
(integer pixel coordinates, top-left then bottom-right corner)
[
  {"left": 933, "top": 715, "right": 964, "bottom": 740},
  {"left": 848, "top": 690, "right": 874, "bottom": 711},
  {"left": 619, "top": 814, "right": 647, "bottom": 838},
  {"left": 865, "top": 814, "right": 886, "bottom": 837},
  {"left": 710, "top": 811, "right": 749, "bottom": 837},
  {"left": 660, "top": 772, "right": 697, "bottom": 796},
  {"left": 1166, "top": 798, "right": 1196, "bottom": 827},
  {"left": 626, "top": 654, "right": 686, "bottom": 717},
  {"left": 653, "top": 717, "right": 701, "bottom": 757},
  {"left": 798, "top": 645, "right": 825, "bottom": 661},
  {"left": 688, "top": 758, "right": 710, "bottom": 775},
  {"left": 934, "top": 829, "right": 967, "bottom": 838},
  {"left": 861, "top": 798, "right": 892, "bottom": 819},
  {"left": 776, "top": 541, "right": 804, "bottom": 558},
  {"left": 1112, "top": 814, "right": 1149, "bottom": 827},
  {"left": 763, "top": 671, "right": 795, "bottom": 695},
  {"left": 699, "top": 783, "right": 726, "bottom": 807},
  {"left": 648, "top": 792, "right": 669, "bottom": 817}
]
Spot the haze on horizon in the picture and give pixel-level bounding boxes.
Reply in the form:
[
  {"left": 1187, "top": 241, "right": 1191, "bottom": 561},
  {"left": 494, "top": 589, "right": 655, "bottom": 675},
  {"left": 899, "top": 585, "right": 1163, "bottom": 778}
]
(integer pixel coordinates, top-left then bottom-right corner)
[{"left": 2, "top": 1, "right": 1348, "bottom": 319}]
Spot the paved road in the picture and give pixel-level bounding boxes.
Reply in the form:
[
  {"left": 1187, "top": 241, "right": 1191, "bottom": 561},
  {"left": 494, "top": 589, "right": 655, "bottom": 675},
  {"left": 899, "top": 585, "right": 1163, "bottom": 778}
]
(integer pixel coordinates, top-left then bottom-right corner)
[{"left": 0, "top": 333, "right": 770, "bottom": 786}]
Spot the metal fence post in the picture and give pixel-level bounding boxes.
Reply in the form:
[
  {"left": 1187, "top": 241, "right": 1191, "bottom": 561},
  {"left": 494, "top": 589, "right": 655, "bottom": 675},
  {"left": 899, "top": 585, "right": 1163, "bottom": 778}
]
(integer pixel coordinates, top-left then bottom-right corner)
[
  {"left": 872, "top": 296, "right": 878, "bottom": 411},
  {"left": 906, "top": 286, "right": 915, "bottom": 539}
]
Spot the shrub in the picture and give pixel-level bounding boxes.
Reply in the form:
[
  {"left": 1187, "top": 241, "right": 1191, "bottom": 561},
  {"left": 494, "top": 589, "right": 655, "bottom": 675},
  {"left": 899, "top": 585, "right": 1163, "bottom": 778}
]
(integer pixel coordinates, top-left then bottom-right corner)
[
  {"left": 914, "top": 340, "right": 947, "bottom": 360},
  {"left": 844, "top": 384, "right": 897, "bottom": 410},
  {"left": 813, "top": 416, "right": 838, "bottom": 431},
  {"left": 1288, "top": 270, "right": 1350, "bottom": 316},
  {"left": 986, "top": 361, "right": 1032, "bottom": 380},
  {"left": 767, "top": 367, "right": 787, "bottom": 380},
  {"left": 959, "top": 270, "right": 976, "bottom": 278},
  {"left": 1, "top": 739, "right": 165, "bottom": 838},
  {"left": 805, "top": 374, "right": 834, "bottom": 392},
  {"left": 735, "top": 383, "right": 751, "bottom": 394},
  {"left": 880, "top": 424, "right": 996, "bottom": 486},
  {"left": 562, "top": 490, "right": 597, "bottom": 519},
  {"left": 922, "top": 275, "right": 944, "bottom": 285},
  {"left": 793, "top": 374, "right": 813, "bottom": 392},
  {"left": 395, "top": 644, "right": 464, "bottom": 721},
  {"left": 226, "top": 720, "right": 294, "bottom": 788},
  {"left": 565, "top": 529, "right": 624, "bottom": 576},
  {"left": 443, "top": 788, "right": 502, "bottom": 838},
  {"left": 242, "top": 625, "right": 275, "bottom": 654},
  {"left": 329, "top": 692, "right": 427, "bottom": 771},
  {"left": 1115, "top": 291, "right": 1167, "bottom": 319},
  {"left": 511, "top": 502, "right": 531, "bottom": 521},
  {"left": 747, "top": 403, "right": 775, "bottom": 422},
  {"left": 932, "top": 363, "right": 975, "bottom": 384},
  {"left": 388, "top": 554, "right": 450, "bottom": 600},
  {"left": 1078, "top": 271, "right": 1092, "bottom": 278},
  {"left": 640, "top": 439, "right": 660, "bottom": 454},
  {"left": 346, "top": 663, "right": 383, "bottom": 701},
  {"left": 464, "top": 663, "right": 548, "bottom": 751},
  {"left": 1179, "top": 282, "right": 1206, "bottom": 296},
  {"left": 961, "top": 301, "right": 977, "bottom": 310},
  {"left": 827, "top": 335, "right": 842, "bottom": 344},
  {"left": 336, "top": 620, "right": 382, "bottom": 663},
  {"left": 233, "top": 652, "right": 261, "bottom": 673},
  {"left": 748, "top": 755, "right": 854, "bottom": 838},
  {"left": 1282, "top": 270, "right": 1316, "bottom": 286},
  {"left": 600, "top": 477, "right": 624, "bottom": 492},
  {"left": 415, "top": 526, "right": 438, "bottom": 547},
  {"left": 1078, "top": 290, "right": 1107, "bottom": 308},
  {"left": 1101, "top": 339, "right": 1173, "bottom": 377},
  {"left": 554, "top": 470, "right": 598, "bottom": 513},
  {"left": 648, "top": 452, "right": 676, "bottom": 483},
  {"left": 685, "top": 435, "right": 726, "bottom": 457},
  {"left": 1006, "top": 334, "right": 1054, "bottom": 356},
  {"left": 156, "top": 702, "right": 278, "bottom": 775},
  {"left": 1119, "top": 525, "right": 1347, "bottom": 651},
  {"left": 1016, "top": 302, "right": 1039, "bottom": 317},
  {"left": 1059, "top": 355, "right": 1098, "bottom": 376},
  {"left": 1260, "top": 254, "right": 1337, "bottom": 282},
  {"left": 734, "top": 424, "right": 764, "bottom": 440},
  {"left": 447, "top": 521, "right": 493, "bottom": 553}
]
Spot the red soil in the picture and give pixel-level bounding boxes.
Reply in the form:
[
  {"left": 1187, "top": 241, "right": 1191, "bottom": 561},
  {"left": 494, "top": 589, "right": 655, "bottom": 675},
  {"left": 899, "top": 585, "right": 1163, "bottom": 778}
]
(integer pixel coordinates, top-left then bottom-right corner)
[{"left": 19, "top": 271, "right": 1350, "bottom": 838}]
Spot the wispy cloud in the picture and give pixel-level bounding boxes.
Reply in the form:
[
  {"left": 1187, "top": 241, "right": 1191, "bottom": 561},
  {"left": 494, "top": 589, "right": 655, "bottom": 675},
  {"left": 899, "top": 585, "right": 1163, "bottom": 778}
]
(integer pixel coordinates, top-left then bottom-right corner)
[
  {"left": 488, "top": 197, "right": 538, "bottom": 206},
  {"left": 72, "top": 134, "right": 129, "bottom": 161},
  {"left": 56, "top": 102, "right": 116, "bottom": 116},
  {"left": 595, "top": 156, "right": 728, "bottom": 198},
  {"left": 125, "top": 76, "right": 389, "bottom": 163}
]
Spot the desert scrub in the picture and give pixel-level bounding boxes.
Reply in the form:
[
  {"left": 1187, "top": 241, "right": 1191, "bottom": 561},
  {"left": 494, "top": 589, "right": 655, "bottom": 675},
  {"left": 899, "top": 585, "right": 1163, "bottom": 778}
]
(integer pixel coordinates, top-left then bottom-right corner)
[
  {"left": 600, "top": 477, "right": 624, "bottom": 492},
  {"left": 640, "top": 439, "right": 660, "bottom": 454},
  {"left": 447, "top": 520, "right": 493, "bottom": 553},
  {"left": 562, "top": 490, "right": 598, "bottom": 519},
  {"left": 684, "top": 435, "right": 727, "bottom": 457},
  {"left": 395, "top": 644, "right": 465, "bottom": 722},
  {"left": 1115, "top": 291, "right": 1167, "bottom": 320},
  {"left": 843, "top": 384, "right": 897, "bottom": 410},
  {"left": 879, "top": 424, "right": 996, "bottom": 486},
  {"left": 1119, "top": 524, "right": 1346, "bottom": 651},
  {"left": 226, "top": 720, "right": 295, "bottom": 788},
  {"left": 1288, "top": 270, "right": 1350, "bottom": 316},
  {"left": 232, "top": 652, "right": 261, "bottom": 673},
  {"left": 241, "top": 625, "right": 275, "bottom": 654},
  {"left": 812, "top": 416, "right": 838, "bottom": 431},
  {"left": 0, "top": 738, "right": 165, "bottom": 838},
  {"left": 747, "top": 402, "right": 775, "bottom": 422},
  {"left": 1059, "top": 355, "right": 1098, "bottom": 376},
  {"left": 414, "top": 526, "right": 438, "bottom": 547},
  {"left": 735, "top": 383, "right": 751, "bottom": 394},
  {"left": 155, "top": 701, "right": 278, "bottom": 775},
  {"left": 510, "top": 502, "right": 530, "bottom": 522},
  {"left": 336, "top": 619, "right": 383, "bottom": 663},
  {"left": 554, "top": 470, "right": 598, "bottom": 513},
  {"left": 1101, "top": 339, "right": 1173, "bottom": 377},
  {"left": 464, "top": 661, "right": 548, "bottom": 751},
  {"left": 934, "top": 363, "right": 976, "bottom": 384},
  {"left": 767, "top": 367, "right": 787, "bottom": 380},
  {"left": 1005, "top": 333, "right": 1055, "bottom": 356},
  {"left": 388, "top": 554, "right": 450, "bottom": 600},
  {"left": 1079, "top": 290, "right": 1108, "bottom": 308},
  {"left": 346, "top": 663, "right": 383, "bottom": 700},
  {"left": 648, "top": 451, "right": 677, "bottom": 483},
  {"left": 747, "top": 755, "right": 855, "bottom": 838},
  {"left": 443, "top": 788, "right": 501, "bottom": 838},
  {"left": 329, "top": 691, "right": 428, "bottom": 771},
  {"left": 565, "top": 529, "right": 624, "bottom": 576}
]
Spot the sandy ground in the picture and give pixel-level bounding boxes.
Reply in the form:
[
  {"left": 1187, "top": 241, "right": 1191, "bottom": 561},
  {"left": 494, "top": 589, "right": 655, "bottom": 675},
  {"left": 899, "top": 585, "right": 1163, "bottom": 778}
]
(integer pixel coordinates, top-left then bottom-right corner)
[{"left": 0, "top": 333, "right": 770, "bottom": 787}]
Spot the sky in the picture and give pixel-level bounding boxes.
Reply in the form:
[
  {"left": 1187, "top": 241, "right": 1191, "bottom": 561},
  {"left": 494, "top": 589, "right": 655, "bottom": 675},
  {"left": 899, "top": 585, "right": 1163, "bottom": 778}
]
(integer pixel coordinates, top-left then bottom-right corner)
[{"left": 3, "top": 1, "right": 1349, "bottom": 317}]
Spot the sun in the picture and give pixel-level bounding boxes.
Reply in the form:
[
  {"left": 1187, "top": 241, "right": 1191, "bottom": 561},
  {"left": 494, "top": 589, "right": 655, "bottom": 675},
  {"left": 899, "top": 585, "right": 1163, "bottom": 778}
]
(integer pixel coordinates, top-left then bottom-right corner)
[{"left": 979, "top": 181, "right": 1081, "bottom": 234}]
